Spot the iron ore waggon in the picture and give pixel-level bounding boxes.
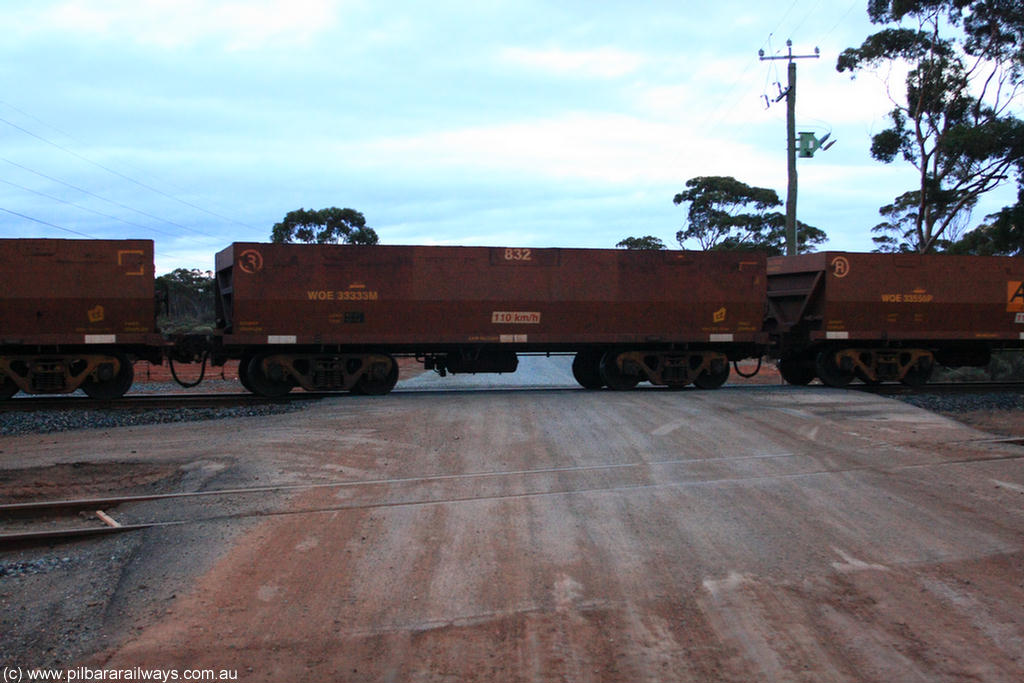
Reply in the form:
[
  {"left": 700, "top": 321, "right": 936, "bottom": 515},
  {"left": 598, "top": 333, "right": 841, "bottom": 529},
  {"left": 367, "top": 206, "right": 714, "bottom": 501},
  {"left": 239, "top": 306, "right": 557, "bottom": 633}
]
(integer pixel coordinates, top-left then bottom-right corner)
[
  {"left": 0, "top": 238, "right": 162, "bottom": 398},
  {"left": 767, "top": 252, "right": 1024, "bottom": 387},
  {"left": 213, "top": 242, "right": 767, "bottom": 395}
]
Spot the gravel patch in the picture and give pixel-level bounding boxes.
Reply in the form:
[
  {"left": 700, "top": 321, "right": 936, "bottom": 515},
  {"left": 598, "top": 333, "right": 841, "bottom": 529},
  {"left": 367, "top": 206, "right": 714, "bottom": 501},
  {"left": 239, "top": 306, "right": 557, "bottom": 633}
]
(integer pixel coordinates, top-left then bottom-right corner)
[
  {"left": 0, "top": 556, "right": 76, "bottom": 578},
  {"left": 892, "top": 390, "right": 1024, "bottom": 438},
  {"left": 894, "top": 391, "right": 1024, "bottom": 414},
  {"left": 0, "top": 533, "right": 151, "bottom": 668},
  {"left": 0, "top": 404, "right": 306, "bottom": 436}
]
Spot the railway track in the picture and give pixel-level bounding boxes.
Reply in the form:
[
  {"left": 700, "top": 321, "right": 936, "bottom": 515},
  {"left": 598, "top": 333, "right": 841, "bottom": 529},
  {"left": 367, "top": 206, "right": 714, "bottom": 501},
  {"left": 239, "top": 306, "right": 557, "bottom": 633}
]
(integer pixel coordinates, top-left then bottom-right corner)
[
  {"left": 5, "top": 444, "right": 1024, "bottom": 549},
  {"left": 849, "top": 381, "right": 1024, "bottom": 395},
  {"left": 0, "top": 392, "right": 329, "bottom": 412},
  {"left": 3, "top": 380, "right": 1022, "bottom": 412}
]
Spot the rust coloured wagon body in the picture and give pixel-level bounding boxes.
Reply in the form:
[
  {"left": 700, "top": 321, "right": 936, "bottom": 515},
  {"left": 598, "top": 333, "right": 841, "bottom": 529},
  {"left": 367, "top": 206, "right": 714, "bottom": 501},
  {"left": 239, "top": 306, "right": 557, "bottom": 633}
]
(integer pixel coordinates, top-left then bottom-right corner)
[
  {"left": 214, "top": 243, "right": 767, "bottom": 395},
  {"left": 0, "top": 239, "right": 161, "bottom": 398},
  {"left": 767, "top": 252, "right": 1024, "bottom": 386}
]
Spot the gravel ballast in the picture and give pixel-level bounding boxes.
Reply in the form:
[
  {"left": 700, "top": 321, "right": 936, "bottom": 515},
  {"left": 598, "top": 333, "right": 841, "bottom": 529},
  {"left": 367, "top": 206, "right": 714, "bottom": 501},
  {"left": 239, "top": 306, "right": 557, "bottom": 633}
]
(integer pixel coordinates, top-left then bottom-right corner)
[
  {"left": 0, "top": 403, "right": 306, "bottom": 436},
  {"left": 894, "top": 390, "right": 1024, "bottom": 414}
]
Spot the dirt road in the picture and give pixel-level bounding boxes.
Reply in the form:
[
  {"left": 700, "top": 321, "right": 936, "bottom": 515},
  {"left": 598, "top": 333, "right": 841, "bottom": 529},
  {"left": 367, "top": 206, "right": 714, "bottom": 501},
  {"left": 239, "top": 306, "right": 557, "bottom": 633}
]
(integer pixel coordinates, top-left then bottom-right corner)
[{"left": 4, "top": 358, "right": 1024, "bottom": 681}]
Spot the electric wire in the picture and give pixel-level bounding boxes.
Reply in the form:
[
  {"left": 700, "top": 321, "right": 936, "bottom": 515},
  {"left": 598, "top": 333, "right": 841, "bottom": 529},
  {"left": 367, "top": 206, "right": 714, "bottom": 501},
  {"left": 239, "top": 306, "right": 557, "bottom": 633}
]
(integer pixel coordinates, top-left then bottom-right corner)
[
  {"left": 675, "top": 0, "right": 847, "bottom": 250},
  {"left": 822, "top": 0, "right": 863, "bottom": 41},
  {"left": 0, "top": 204, "right": 182, "bottom": 262},
  {"left": 787, "top": 0, "right": 825, "bottom": 40},
  {"left": 0, "top": 206, "right": 97, "bottom": 239},
  {"left": 0, "top": 177, "right": 176, "bottom": 237},
  {"left": 689, "top": 0, "right": 806, "bottom": 139},
  {"left": 0, "top": 157, "right": 212, "bottom": 237},
  {"left": 0, "top": 98, "right": 228, "bottom": 214},
  {"left": 0, "top": 115, "right": 256, "bottom": 232},
  {"left": 0, "top": 100, "right": 78, "bottom": 144}
]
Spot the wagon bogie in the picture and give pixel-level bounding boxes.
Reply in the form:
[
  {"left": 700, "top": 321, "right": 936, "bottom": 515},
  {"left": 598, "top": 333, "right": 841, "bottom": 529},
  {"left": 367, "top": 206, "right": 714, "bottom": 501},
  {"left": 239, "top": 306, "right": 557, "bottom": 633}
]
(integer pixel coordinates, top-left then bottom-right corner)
[
  {"left": 833, "top": 347, "right": 935, "bottom": 385},
  {"left": 0, "top": 350, "right": 135, "bottom": 398},
  {"left": 600, "top": 349, "right": 732, "bottom": 390},
  {"left": 244, "top": 351, "right": 398, "bottom": 396}
]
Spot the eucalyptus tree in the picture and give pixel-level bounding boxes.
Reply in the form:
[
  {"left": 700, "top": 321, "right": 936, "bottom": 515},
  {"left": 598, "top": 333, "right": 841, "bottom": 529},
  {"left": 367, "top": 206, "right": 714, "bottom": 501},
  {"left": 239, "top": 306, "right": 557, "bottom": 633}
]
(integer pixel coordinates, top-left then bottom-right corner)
[
  {"left": 838, "top": 0, "right": 1024, "bottom": 253},
  {"left": 950, "top": 183, "right": 1024, "bottom": 254},
  {"left": 615, "top": 235, "right": 667, "bottom": 250},
  {"left": 673, "top": 175, "right": 825, "bottom": 255},
  {"left": 271, "top": 207, "right": 379, "bottom": 245}
]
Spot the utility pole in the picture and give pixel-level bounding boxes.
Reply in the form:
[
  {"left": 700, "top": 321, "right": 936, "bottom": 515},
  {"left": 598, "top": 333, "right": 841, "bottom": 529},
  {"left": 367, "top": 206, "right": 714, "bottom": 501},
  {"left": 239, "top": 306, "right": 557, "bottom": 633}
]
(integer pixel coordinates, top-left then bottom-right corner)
[{"left": 759, "top": 40, "right": 819, "bottom": 256}]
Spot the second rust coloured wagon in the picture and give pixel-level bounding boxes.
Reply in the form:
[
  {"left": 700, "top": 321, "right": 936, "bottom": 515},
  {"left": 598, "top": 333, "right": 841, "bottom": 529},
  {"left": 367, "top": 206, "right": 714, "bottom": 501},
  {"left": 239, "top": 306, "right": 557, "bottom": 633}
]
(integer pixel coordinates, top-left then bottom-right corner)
[
  {"left": 767, "top": 252, "right": 1024, "bottom": 386},
  {"left": 214, "top": 243, "right": 768, "bottom": 395}
]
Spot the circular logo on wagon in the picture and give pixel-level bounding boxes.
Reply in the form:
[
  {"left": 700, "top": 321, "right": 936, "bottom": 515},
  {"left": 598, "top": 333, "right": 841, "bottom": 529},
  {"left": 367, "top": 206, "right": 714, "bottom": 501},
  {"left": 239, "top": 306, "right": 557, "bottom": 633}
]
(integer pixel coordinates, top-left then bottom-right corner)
[
  {"left": 830, "top": 256, "right": 850, "bottom": 278},
  {"left": 238, "top": 249, "right": 264, "bottom": 274}
]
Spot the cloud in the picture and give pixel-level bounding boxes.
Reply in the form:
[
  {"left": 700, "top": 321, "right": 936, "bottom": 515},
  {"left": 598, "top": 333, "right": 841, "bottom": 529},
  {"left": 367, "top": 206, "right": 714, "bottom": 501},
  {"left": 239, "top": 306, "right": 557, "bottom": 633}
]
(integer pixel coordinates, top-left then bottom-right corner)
[
  {"left": 498, "top": 46, "right": 647, "bottom": 79},
  {"left": 344, "top": 112, "right": 784, "bottom": 188},
  {"left": 30, "top": 0, "right": 342, "bottom": 50}
]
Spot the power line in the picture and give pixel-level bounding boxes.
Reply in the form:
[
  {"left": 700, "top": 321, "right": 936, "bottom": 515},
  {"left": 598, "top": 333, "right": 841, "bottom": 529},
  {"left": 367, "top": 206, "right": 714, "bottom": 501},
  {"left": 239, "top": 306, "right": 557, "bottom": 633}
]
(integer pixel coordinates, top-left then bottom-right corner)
[
  {"left": 0, "top": 177, "right": 176, "bottom": 237},
  {"left": 689, "top": 2, "right": 811, "bottom": 141},
  {"left": 0, "top": 157, "right": 214, "bottom": 237},
  {"left": 773, "top": 0, "right": 804, "bottom": 36},
  {"left": 0, "top": 98, "right": 194, "bottom": 198},
  {"left": 0, "top": 113, "right": 258, "bottom": 232},
  {"left": 823, "top": 0, "right": 862, "bottom": 41},
  {"left": 691, "top": 0, "right": 852, "bottom": 142},
  {"left": 787, "top": 0, "right": 825, "bottom": 40},
  {"left": 0, "top": 206, "right": 97, "bottom": 239},
  {"left": 0, "top": 205, "right": 189, "bottom": 266},
  {"left": 0, "top": 99, "right": 82, "bottom": 144}
]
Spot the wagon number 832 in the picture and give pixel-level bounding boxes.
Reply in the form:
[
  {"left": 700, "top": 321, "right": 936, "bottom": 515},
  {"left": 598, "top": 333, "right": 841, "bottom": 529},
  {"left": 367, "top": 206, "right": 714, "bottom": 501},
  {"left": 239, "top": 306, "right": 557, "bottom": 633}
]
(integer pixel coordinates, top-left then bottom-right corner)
[{"left": 504, "top": 248, "right": 532, "bottom": 261}]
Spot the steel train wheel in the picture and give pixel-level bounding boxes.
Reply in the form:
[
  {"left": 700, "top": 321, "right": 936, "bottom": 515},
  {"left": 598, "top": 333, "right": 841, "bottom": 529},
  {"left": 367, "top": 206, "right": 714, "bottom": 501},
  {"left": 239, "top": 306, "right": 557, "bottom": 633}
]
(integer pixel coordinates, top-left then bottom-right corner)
[
  {"left": 246, "top": 355, "right": 293, "bottom": 397},
  {"left": 599, "top": 351, "right": 640, "bottom": 391},
  {"left": 352, "top": 355, "right": 399, "bottom": 395},
  {"left": 777, "top": 357, "right": 816, "bottom": 386},
  {"left": 693, "top": 362, "right": 730, "bottom": 390},
  {"left": 815, "top": 350, "right": 854, "bottom": 388},
  {"left": 0, "top": 376, "right": 17, "bottom": 399},
  {"left": 237, "top": 355, "right": 255, "bottom": 393},
  {"left": 571, "top": 351, "right": 605, "bottom": 389},
  {"left": 81, "top": 353, "right": 134, "bottom": 399}
]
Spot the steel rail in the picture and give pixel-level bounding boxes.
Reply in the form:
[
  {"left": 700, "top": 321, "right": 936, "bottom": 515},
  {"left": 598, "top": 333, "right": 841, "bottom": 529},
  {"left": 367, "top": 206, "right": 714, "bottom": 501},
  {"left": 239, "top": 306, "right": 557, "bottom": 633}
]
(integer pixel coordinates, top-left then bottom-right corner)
[
  {"left": 0, "top": 392, "right": 329, "bottom": 412},
  {"left": 4, "top": 447, "right": 1024, "bottom": 548},
  {"left": 849, "top": 381, "right": 1024, "bottom": 395}
]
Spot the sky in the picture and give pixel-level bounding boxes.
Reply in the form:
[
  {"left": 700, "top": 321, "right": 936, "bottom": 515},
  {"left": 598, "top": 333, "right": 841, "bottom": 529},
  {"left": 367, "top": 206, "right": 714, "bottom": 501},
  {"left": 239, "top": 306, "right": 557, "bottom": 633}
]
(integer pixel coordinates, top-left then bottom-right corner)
[{"left": 0, "top": 0, "right": 1018, "bottom": 274}]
